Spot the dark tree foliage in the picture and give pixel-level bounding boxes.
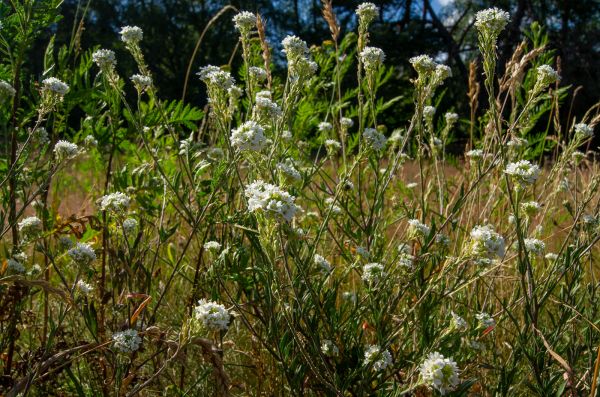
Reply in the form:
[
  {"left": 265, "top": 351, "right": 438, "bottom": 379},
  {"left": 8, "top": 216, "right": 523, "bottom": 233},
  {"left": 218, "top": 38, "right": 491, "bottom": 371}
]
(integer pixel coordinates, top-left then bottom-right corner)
[{"left": 35, "top": 0, "right": 600, "bottom": 129}]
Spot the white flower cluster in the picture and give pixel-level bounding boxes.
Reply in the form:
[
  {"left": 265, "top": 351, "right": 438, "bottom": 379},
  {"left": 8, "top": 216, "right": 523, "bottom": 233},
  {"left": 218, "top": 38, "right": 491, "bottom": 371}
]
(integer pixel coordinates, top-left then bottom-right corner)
[
  {"left": 505, "top": 160, "right": 540, "bottom": 185},
  {"left": 119, "top": 26, "right": 143, "bottom": 44},
  {"left": 112, "top": 329, "right": 142, "bottom": 353},
  {"left": 0, "top": 80, "right": 16, "bottom": 103},
  {"left": 92, "top": 49, "right": 116, "bottom": 70},
  {"left": 249, "top": 67, "right": 267, "bottom": 83},
  {"left": 397, "top": 252, "right": 415, "bottom": 269},
  {"left": 245, "top": 180, "right": 299, "bottom": 222},
  {"left": 98, "top": 192, "right": 130, "bottom": 214},
  {"left": 408, "top": 219, "right": 431, "bottom": 238},
  {"left": 18, "top": 216, "right": 42, "bottom": 236},
  {"left": 53, "top": 140, "right": 79, "bottom": 161},
  {"left": 122, "top": 218, "right": 138, "bottom": 234},
  {"left": 364, "top": 345, "right": 392, "bottom": 371},
  {"left": 231, "top": 121, "right": 267, "bottom": 151},
  {"left": 341, "top": 117, "right": 354, "bottom": 129},
  {"left": 42, "top": 77, "right": 69, "bottom": 96},
  {"left": 574, "top": 123, "right": 594, "bottom": 138},
  {"left": 131, "top": 74, "right": 152, "bottom": 91},
  {"left": 536, "top": 65, "right": 559, "bottom": 87},
  {"left": 32, "top": 127, "right": 50, "bottom": 145},
  {"left": 314, "top": 254, "right": 332, "bottom": 273},
  {"left": 282, "top": 35, "right": 309, "bottom": 60},
  {"left": 276, "top": 159, "right": 301, "bottom": 181},
  {"left": 84, "top": 135, "right": 98, "bottom": 148},
  {"left": 7, "top": 259, "right": 25, "bottom": 274},
  {"left": 419, "top": 352, "right": 460, "bottom": 395},
  {"left": 474, "top": 7, "right": 510, "bottom": 38},
  {"left": 423, "top": 105, "right": 436, "bottom": 119},
  {"left": 409, "top": 55, "right": 437, "bottom": 75},
  {"left": 362, "top": 262, "right": 385, "bottom": 284},
  {"left": 76, "top": 280, "right": 94, "bottom": 295},
  {"left": 233, "top": 11, "right": 256, "bottom": 34},
  {"left": 194, "top": 299, "right": 231, "bottom": 332},
  {"left": 445, "top": 112, "right": 459, "bottom": 125},
  {"left": 356, "top": 2, "right": 379, "bottom": 26},
  {"left": 362, "top": 128, "right": 387, "bottom": 151},
  {"left": 67, "top": 242, "right": 97, "bottom": 266},
  {"left": 476, "top": 312, "right": 495, "bottom": 328},
  {"left": 450, "top": 312, "right": 467, "bottom": 331},
  {"left": 360, "top": 46, "right": 385, "bottom": 71},
  {"left": 521, "top": 201, "right": 541, "bottom": 216},
  {"left": 254, "top": 91, "right": 281, "bottom": 118},
  {"left": 321, "top": 339, "right": 339, "bottom": 357},
  {"left": 197, "top": 65, "right": 235, "bottom": 91},
  {"left": 524, "top": 238, "right": 545, "bottom": 256},
  {"left": 324, "top": 139, "right": 341, "bottom": 155},
  {"left": 466, "top": 149, "right": 484, "bottom": 160},
  {"left": 318, "top": 121, "right": 333, "bottom": 132},
  {"left": 204, "top": 241, "right": 222, "bottom": 252},
  {"left": 469, "top": 225, "right": 505, "bottom": 259}
]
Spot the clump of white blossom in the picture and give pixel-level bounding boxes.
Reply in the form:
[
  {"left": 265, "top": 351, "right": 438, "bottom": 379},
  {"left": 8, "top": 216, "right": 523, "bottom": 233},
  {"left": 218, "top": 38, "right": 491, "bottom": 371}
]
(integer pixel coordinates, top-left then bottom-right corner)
[
  {"left": 245, "top": 180, "right": 299, "bottom": 222},
  {"left": 76, "top": 280, "right": 94, "bottom": 296},
  {"left": 362, "top": 262, "right": 386, "bottom": 284},
  {"left": 277, "top": 159, "right": 301, "bottom": 181},
  {"left": 474, "top": 7, "right": 510, "bottom": 39},
  {"left": 42, "top": 77, "right": 70, "bottom": 97},
  {"left": 423, "top": 105, "right": 436, "bottom": 120},
  {"left": 450, "top": 312, "right": 467, "bottom": 331},
  {"left": 408, "top": 219, "right": 431, "bottom": 238},
  {"left": 341, "top": 117, "right": 354, "bottom": 129},
  {"left": 321, "top": 339, "right": 339, "bottom": 357},
  {"left": 98, "top": 192, "right": 130, "bottom": 214},
  {"left": 131, "top": 74, "right": 152, "bottom": 92},
  {"left": 84, "top": 135, "right": 98, "bottom": 148},
  {"left": 409, "top": 54, "right": 436, "bottom": 76},
  {"left": 420, "top": 352, "right": 460, "bottom": 395},
  {"left": 535, "top": 65, "right": 559, "bottom": 89},
  {"left": 254, "top": 91, "right": 282, "bottom": 118},
  {"left": 318, "top": 121, "right": 333, "bottom": 132},
  {"left": 231, "top": 121, "right": 267, "bottom": 151},
  {"left": 194, "top": 299, "right": 231, "bottom": 332},
  {"left": 233, "top": 11, "right": 256, "bottom": 34},
  {"left": 324, "top": 139, "right": 341, "bottom": 155},
  {"left": 249, "top": 66, "right": 267, "bottom": 81},
  {"left": 122, "top": 218, "right": 138, "bottom": 234},
  {"left": 0, "top": 80, "right": 16, "bottom": 103},
  {"left": 198, "top": 65, "right": 235, "bottom": 91},
  {"left": 356, "top": 2, "right": 379, "bottom": 26},
  {"left": 67, "top": 242, "right": 97, "bottom": 266},
  {"left": 7, "top": 259, "right": 25, "bottom": 274},
  {"left": 469, "top": 225, "right": 505, "bottom": 259},
  {"left": 119, "top": 26, "right": 143, "bottom": 44},
  {"left": 204, "top": 241, "right": 222, "bottom": 252},
  {"left": 524, "top": 238, "right": 545, "bottom": 256},
  {"left": 521, "top": 201, "right": 541, "bottom": 216},
  {"left": 360, "top": 46, "right": 385, "bottom": 71},
  {"left": 314, "top": 254, "right": 332, "bottom": 274},
  {"left": 363, "top": 128, "right": 387, "bottom": 151},
  {"left": 112, "top": 329, "right": 142, "bottom": 353},
  {"left": 364, "top": 345, "right": 392, "bottom": 371},
  {"left": 573, "top": 123, "right": 594, "bottom": 139},
  {"left": 53, "top": 140, "right": 79, "bottom": 161},
  {"left": 505, "top": 160, "right": 540, "bottom": 185},
  {"left": 466, "top": 149, "right": 484, "bottom": 160},
  {"left": 92, "top": 49, "right": 116, "bottom": 70},
  {"left": 476, "top": 312, "right": 496, "bottom": 328},
  {"left": 18, "top": 216, "right": 42, "bottom": 237}
]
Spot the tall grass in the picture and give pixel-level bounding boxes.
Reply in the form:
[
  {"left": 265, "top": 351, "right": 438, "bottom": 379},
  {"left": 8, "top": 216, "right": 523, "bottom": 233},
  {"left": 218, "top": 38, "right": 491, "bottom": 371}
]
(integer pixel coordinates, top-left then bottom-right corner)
[{"left": 1, "top": 1, "right": 599, "bottom": 395}]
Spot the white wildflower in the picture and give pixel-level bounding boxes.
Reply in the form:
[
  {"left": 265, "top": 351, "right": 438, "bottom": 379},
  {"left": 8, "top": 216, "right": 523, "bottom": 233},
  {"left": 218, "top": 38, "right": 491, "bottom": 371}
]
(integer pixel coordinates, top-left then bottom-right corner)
[
  {"left": 364, "top": 345, "right": 392, "bottom": 371},
  {"left": 409, "top": 54, "right": 436, "bottom": 75},
  {"left": 574, "top": 123, "right": 594, "bottom": 139},
  {"left": 76, "top": 280, "right": 94, "bottom": 295},
  {"left": 131, "top": 74, "right": 152, "bottom": 91},
  {"left": 324, "top": 139, "right": 341, "bottom": 155},
  {"left": 122, "top": 218, "right": 138, "bottom": 234},
  {"left": 98, "top": 192, "right": 130, "bottom": 214},
  {"left": 469, "top": 225, "right": 505, "bottom": 259},
  {"left": 18, "top": 216, "right": 42, "bottom": 236},
  {"left": 408, "top": 219, "right": 431, "bottom": 238},
  {"left": 7, "top": 259, "right": 25, "bottom": 274},
  {"left": 112, "top": 329, "right": 142, "bottom": 353},
  {"left": 321, "top": 339, "right": 339, "bottom": 357},
  {"left": 92, "top": 49, "right": 116, "bottom": 70},
  {"left": 476, "top": 312, "right": 495, "bottom": 328},
  {"left": 363, "top": 128, "right": 387, "bottom": 151},
  {"left": 277, "top": 159, "right": 301, "bottom": 181},
  {"left": 341, "top": 117, "right": 354, "bottom": 129},
  {"left": 53, "top": 140, "right": 79, "bottom": 160},
  {"left": 231, "top": 121, "right": 267, "bottom": 151},
  {"left": 119, "top": 26, "right": 143, "bottom": 44},
  {"left": 249, "top": 66, "right": 267, "bottom": 81},
  {"left": 450, "top": 312, "right": 467, "bottom": 331},
  {"left": 67, "top": 242, "right": 96, "bottom": 266},
  {"left": 360, "top": 46, "right": 385, "bottom": 71},
  {"left": 420, "top": 352, "right": 460, "bottom": 395},
  {"left": 318, "top": 121, "right": 333, "bottom": 132},
  {"left": 362, "top": 262, "right": 386, "bottom": 284},
  {"left": 520, "top": 201, "right": 541, "bottom": 216},
  {"left": 245, "top": 180, "right": 299, "bottom": 222},
  {"left": 356, "top": 2, "right": 379, "bottom": 26},
  {"left": 314, "top": 254, "right": 332, "bottom": 273},
  {"left": 282, "top": 35, "right": 309, "bottom": 60},
  {"left": 505, "top": 160, "right": 540, "bottom": 185},
  {"left": 194, "top": 299, "right": 231, "bottom": 332},
  {"left": 474, "top": 8, "right": 510, "bottom": 38},
  {"left": 0, "top": 80, "right": 16, "bottom": 103},
  {"left": 524, "top": 238, "right": 545, "bottom": 256},
  {"left": 42, "top": 77, "right": 69, "bottom": 96},
  {"left": 204, "top": 241, "right": 222, "bottom": 252},
  {"left": 233, "top": 11, "right": 256, "bottom": 33}
]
